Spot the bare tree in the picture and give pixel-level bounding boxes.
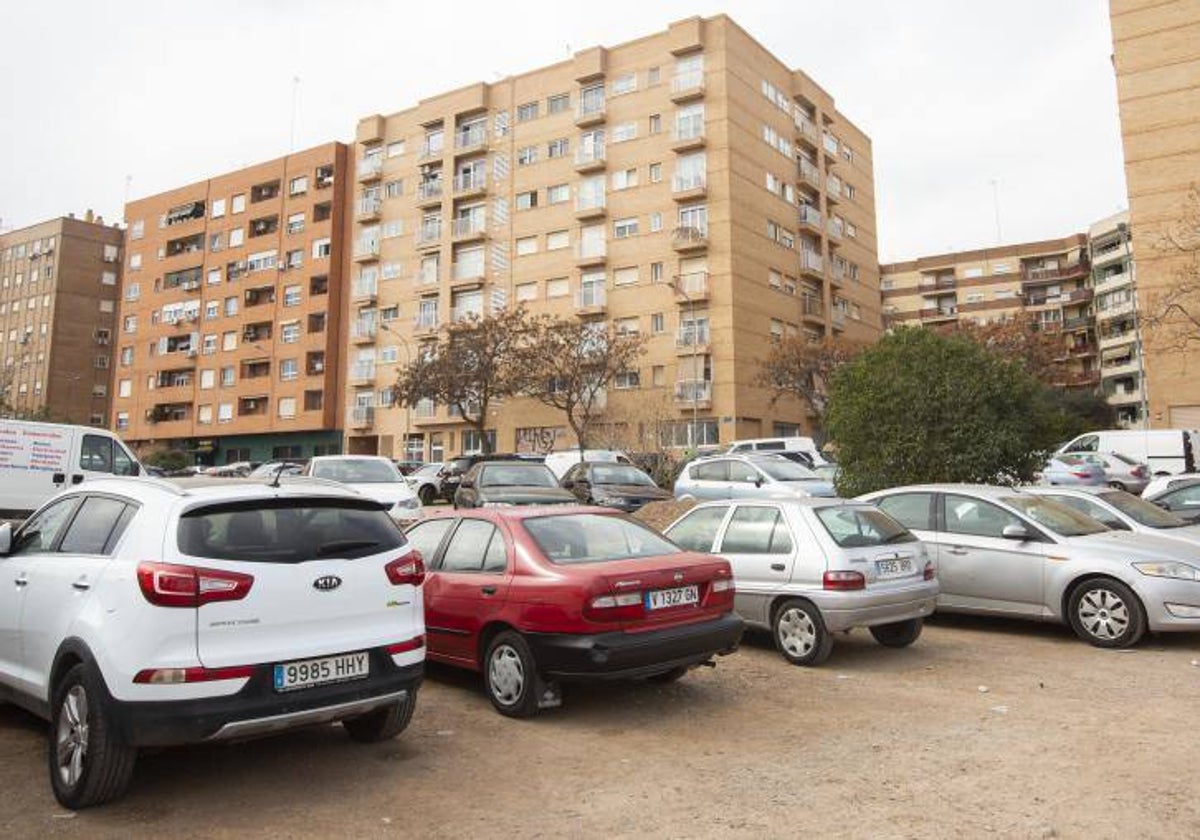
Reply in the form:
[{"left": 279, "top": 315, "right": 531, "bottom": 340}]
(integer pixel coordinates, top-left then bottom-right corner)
[
  {"left": 523, "top": 318, "right": 647, "bottom": 457},
  {"left": 756, "top": 336, "right": 865, "bottom": 436},
  {"left": 1142, "top": 184, "right": 1200, "bottom": 352},
  {"left": 956, "top": 319, "right": 1067, "bottom": 386},
  {"left": 393, "top": 307, "right": 535, "bottom": 454}
]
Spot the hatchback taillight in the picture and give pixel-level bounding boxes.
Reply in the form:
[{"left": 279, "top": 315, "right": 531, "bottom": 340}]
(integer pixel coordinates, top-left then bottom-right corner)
[
  {"left": 385, "top": 551, "right": 425, "bottom": 587},
  {"left": 1071, "top": 471, "right": 1094, "bottom": 479},
  {"left": 823, "top": 570, "right": 865, "bottom": 591},
  {"left": 136, "top": 562, "right": 254, "bottom": 608},
  {"left": 923, "top": 561, "right": 936, "bottom": 581},
  {"left": 1132, "top": 466, "right": 1149, "bottom": 478}
]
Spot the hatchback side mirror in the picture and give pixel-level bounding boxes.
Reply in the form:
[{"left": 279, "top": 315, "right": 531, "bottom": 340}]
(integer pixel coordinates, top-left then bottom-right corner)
[
  {"left": 0, "top": 522, "right": 12, "bottom": 555},
  {"left": 1001, "top": 524, "right": 1031, "bottom": 541}
]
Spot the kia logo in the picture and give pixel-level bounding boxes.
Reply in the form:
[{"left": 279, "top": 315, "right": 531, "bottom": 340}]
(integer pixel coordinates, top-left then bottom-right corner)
[
  {"left": 313, "top": 575, "right": 343, "bottom": 592},
  {"left": 673, "top": 571, "right": 684, "bottom": 583}
]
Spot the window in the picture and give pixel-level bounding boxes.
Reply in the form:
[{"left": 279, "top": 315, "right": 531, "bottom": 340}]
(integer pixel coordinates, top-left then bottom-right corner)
[
  {"left": 518, "top": 145, "right": 537, "bottom": 166},
  {"left": 129, "top": 253, "right": 142, "bottom": 271},
  {"left": 222, "top": 331, "right": 237, "bottom": 351},
  {"left": 943, "top": 494, "right": 1024, "bottom": 539},
  {"left": 118, "top": 379, "right": 132, "bottom": 397},
  {"left": 546, "top": 278, "right": 569, "bottom": 298},
  {"left": 546, "top": 230, "right": 569, "bottom": 251},
  {"left": 614, "top": 266, "right": 639, "bottom": 286},
  {"left": 611, "top": 122, "right": 637, "bottom": 143},
  {"left": 280, "top": 358, "right": 298, "bottom": 381},
  {"left": 719, "top": 506, "right": 793, "bottom": 554},
  {"left": 284, "top": 285, "right": 301, "bottom": 306},
  {"left": 651, "top": 262, "right": 664, "bottom": 282},
  {"left": 200, "top": 369, "right": 215, "bottom": 389},
  {"left": 649, "top": 162, "right": 662, "bottom": 183},
  {"left": 649, "top": 212, "right": 663, "bottom": 232},
  {"left": 281, "top": 323, "right": 301, "bottom": 343},
  {"left": 516, "top": 282, "right": 538, "bottom": 301},
  {"left": 289, "top": 175, "right": 308, "bottom": 196},
  {"left": 611, "top": 72, "right": 637, "bottom": 96},
  {"left": 547, "top": 138, "right": 568, "bottom": 158},
  {"left": 229, "top": 228, "right": 244, "bottom": 248},
  {"left": 547, "top": 93, "right": 570, "bottom": 114},
  {"left": 516, "top": 236, "right": 538, "bottom": 256},
  {"left": 614, "top": 217, "right": 639, "bottom": 239},
  {"left": 312, "top": 237, "right": 331, "bottom": 259},
  {"left": 611, "top": 168, "right": 638, "bottom": 190},
  {"left": 194, "top": 404, "right": 211, "bottom": 425},
  {"left": 131, "top": 219, "right": 146, "bottom": 239},
  {"left": 615, "top": 369, "right": 640, "bottom": 389},
  {"left": 101, "top": 271, "right": 117, "bottom": 286},
  {"left": 224, "top": 296, "right": 238, "bottom": 316},
  {"left": 649, "top": 114, "right": 661, "bottom": 134},
  {"left": 650, "top": 312, "right": 665, "bottom": 334},
  {"left": 231, "top": 194, "right": 245, "bottom": 214},
  {"left": 387, "top": 140, "right": 406, "bottom": 157},
  {"left": 58, "top": 497, "right": 133, "bottom": 555},
  {"left": 221, "top": 366, "right": 235, "bottom": 386},
  {"left": 516, "top": 101, "right": 539, "bottom": 122},
  {"left": 11, "top": 497, "right": 78, "bottom": 555},
  {"left": 516, "top": 191, "right": 538, "bottom": 210},
  {"left": 547, "top": 184, "right": 570, "bottom": 205},
  {"left": 439, "top": 519, "right": 506, "bottom": 573},
  {"left": 287, "top": 212, "right": 305, "bottom": 234},
  {"left": 278, "top": 397, "right": 297, "bottom": 419}
]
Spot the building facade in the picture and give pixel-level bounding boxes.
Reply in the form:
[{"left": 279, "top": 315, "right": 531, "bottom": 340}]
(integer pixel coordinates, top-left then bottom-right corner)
[
  {"left": 113, "top": 143, "right": 350, "bottom": 464},
  {"left": 0, "top": 213, "right": 124, "bottom": 425},
  {"left": 1090, "top": 210, "right": 1146, "bottom": 425},
  {"left": 1110, "top": 0, "right": 1200, "bottom": 427},
  {"left": 345, "top": 14, "right": 881, "bottom": 461}
]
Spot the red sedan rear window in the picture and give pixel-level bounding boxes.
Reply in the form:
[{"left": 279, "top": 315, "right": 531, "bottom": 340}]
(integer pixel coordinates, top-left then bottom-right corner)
[{"left": 524, "top": 513, "right": 679, "bottom": 565}]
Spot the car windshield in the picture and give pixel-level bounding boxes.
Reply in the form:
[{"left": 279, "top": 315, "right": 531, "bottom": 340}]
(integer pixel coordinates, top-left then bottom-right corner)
[
  {"left": 524, "top": 513, "right": 679, "bottom": 564},
  {"left": 757, "top": 460, "right": 818, "bottom": 481},
  {"left": 815, "top": 506, "right": 916, "bottom": 547},
  {"left": 1099, "top": 490, "right": 1190, "bottom": 528},
  {"left": 1001, "top": 496, "right": 1109, "bottom": 537},
  {"left": 311, "top": 459, "right": 400, "bottom": 484},
  {"left": 591, "top": 465, "right": 656, "bottom": 486},
  {"left": 1055, "top": 454, "right": 1090, "bottom": 467},
  {"left": 178, "top": 498, "right": 406, "bottom": 563},
  {"left": 415, "top": 463, "right": 442, "bottom": 477},
  {"left": 479, "top": 464, "right": 559, "bottom": 488}
]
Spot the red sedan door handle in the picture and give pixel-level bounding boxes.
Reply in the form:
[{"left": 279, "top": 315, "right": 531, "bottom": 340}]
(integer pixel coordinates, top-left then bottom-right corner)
[{"left": 481, "top": 585, "right": 497, "bottom": 596}]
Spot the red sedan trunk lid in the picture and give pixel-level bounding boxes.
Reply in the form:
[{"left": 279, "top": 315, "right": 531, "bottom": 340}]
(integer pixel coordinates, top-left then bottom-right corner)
[{"left": 593, "top": 553, "right": 732, "bottom": 632}]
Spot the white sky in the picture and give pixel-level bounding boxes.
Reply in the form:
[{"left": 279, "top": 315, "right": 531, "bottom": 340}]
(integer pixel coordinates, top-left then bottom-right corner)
[{"left": 0, "top": 0, "right": 1126, "bottom": 262}]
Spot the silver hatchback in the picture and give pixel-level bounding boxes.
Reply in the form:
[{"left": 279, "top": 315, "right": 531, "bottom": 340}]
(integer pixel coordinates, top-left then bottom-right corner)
[
  {"left": 664, "top": 499, "right": 938, "bottom": 665},
  {"left": 673, "top": 454, "right": 836, "bottom": 502}
]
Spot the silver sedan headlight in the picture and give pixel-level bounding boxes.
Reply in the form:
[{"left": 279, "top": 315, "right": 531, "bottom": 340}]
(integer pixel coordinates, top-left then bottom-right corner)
[
  {"left": 394, "top": 498, "right": 421, "bottom": 510},
  {"left": 1132, "top": 561, "right": 1200, "bottom": 581}
]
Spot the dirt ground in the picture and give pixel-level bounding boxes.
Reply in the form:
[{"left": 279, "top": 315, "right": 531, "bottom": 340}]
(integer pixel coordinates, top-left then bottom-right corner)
[{"left": 3, "top": 616, "right": 1199, "bottom": 839}]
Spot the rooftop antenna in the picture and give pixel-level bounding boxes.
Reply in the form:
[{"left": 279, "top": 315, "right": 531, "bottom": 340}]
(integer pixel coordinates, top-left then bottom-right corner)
[{"left": 269, "top": 461, "right": 289, "bottom": 488}]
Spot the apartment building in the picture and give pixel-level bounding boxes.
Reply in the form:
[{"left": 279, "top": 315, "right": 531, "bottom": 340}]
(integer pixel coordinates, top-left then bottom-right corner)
[
  {"left": 113, "top": 143, "right": 350, "bottom": 464},
  {"left": 1110, "top": 0, "right": 1200, "bottom": 427},
  {"left": 346, "top": 14, "right": 880, "bottom": 460},
  {"left": 1090, "top": 211, "right": 1146, "bottom": 426},
  {"left": 880, "top": 234, "right": 1099, "bottom": 387},
  {"left": 0, "top": 213, "right": 124, "bottom": 424}
]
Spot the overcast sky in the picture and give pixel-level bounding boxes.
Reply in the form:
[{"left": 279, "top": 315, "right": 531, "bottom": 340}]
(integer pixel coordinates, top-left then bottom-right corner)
[{"left": 0, "top": 1, "right": 1126, "bottom": 262}]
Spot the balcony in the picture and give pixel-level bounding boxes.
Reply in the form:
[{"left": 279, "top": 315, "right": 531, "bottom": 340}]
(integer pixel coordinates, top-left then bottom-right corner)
[
  {"left": 799, "top": 249, "right": 824, "bottom": 279},
  {"left": 241, "top": 360, "right": 271, "bottom": 380},
  {"left": 575, "top": 285, "right": 607, "bottom": 315},
  {"left": 350, "top": 362, "right": 376, "bottom": 383},
  {"left": 575, "top": 195, "right": 607, "bottom": 220},
  {"left": 1091, "top": 244, "right": 1128, "bottom": 269},
  {"left": 1061, "top": 371, "right": 1101, "bottom": 388},
  {"left": 1063, "top": 315, "right": 1091, "bottom": 332},
  {"left": 1096, "top": 300, "right": 1135, "bottom": 322},
  {"left": 1022, "top": 262, "right": 1089, "bottom": 286},
  {"left": 573, "top": 145, "right": 606, "bottom": 173},
  {"left": 416, "top": 222, "right": 443, "bottom": 249},
  {"left": 674, "top": 270, "right": 710, "bottom": 302},
  {"left": 416, "top": 180, "right": 444, "bottom": 207},
  {"left": 453, "top": 124, "right": 487, "bottom": 154},
  {"left": 350, "top": 406, "right": 375, "bottom": 428},
  {"left": 451, "top": 306, "right": 486, "bottom": 323},
  {"left": 420, "top": 140, "right": 445, "bottom": 160},
  {"left": 673, "top": 379, "right": 712, "bottom": 408},
  {"left": 351, "top": 321, "right": 377, "bottom": 343},
  {"left": 919, "top": 277, "right": 956, "bottom": 296},
  {"left": 352, "top": 277, "right": 378, "bottom": 303},
  {"left": 238, "top": 396, "right": 269, "bottom": 418},
  {"left": 574, "top": 241, "right": 607, "bottom": 267},
  {"left": 450, "top": 261, "right": 487, "bottom": 286},
  {"left": 827, "top": 218, "right": 844, "bottom": 243},
  {"left": 801, "top": 296, "right": 823, "bottom": 324},
  {"left": 356, "top": 196, "right": 381, "bottom": 221},
  {"left": 826, "top": 175, "right": 843, "bottom": 203},
  {"left": 795, "top": 114, "right": 819, "bottom": 148},
  {"left": 831, "top": 308, "right": 846, "bottom": 330},
  {"left": 920, "top": 306, "right": 958, "bottom": 323},
  {"left": 672, "top": 171, "right": 707, "bottom": 201},
  {"left": 413, "top": 315, "right": 440, "bottom": 336},
  {"left": 357, "top": 157, "right": 383, "bottom": 182},
  {"left": 451, "top": 215, "right": 487, "bottom": 241},
  {"left": 798, "top": 205, "right": 822, "bottom": 233},
  {"left": 243, "top": 322, "right": 272, "bottom": 343},
  {"left": 671, "top": 225, "right": 708, "bottom": 252},
  {"left": 1100, "top": 357, "right": 1140, "bottom": 379},
  {"left": 1105, "top": 385, "right": 1144, "bottom": 405},
  {"left": 453, "top": 171, "right": 487, "bottom": 197},
  {"left": 145, "top": 404, "right": 191, "bottom": 426},
  {"left": 1094, "top": 270, "right": 1131, "bottom": 295},
  {"left": 413, "top": 399, "right": 438, "bottom": 422},
  {"left": 675, "top": 326, "right": 710, "bottom": 354},
  {"left": 669, "top": 71, "right": 705, "bottom": 103},
  {"left": 671, "top": 118, "right": 706, "bottom": 152},
  {"left": 575, "top": 100, "right": 607, "bottom": 127},
  {"left": 1099, "top": 329, "right": 1137, "bottom": 350},
  {"left": 798, "top": 158, "right": 821, "bottom": 190},
  {"left": 353, "top": 238, "right": 379, "bottom": 262}
]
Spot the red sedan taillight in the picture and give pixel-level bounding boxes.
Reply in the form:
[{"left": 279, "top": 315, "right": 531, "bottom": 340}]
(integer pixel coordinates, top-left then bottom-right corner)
[
  {"left": 823, "top": 570, "right": 866, "bottom": 591},
  {"left": 137, "top": 562, "right": 253, "bottom": 608},
  {"left": 584, "top": 591, "right": 643, "bottom": 622},
  {"left": 385, "top": 551, "right": 425, "bottom": 586}
]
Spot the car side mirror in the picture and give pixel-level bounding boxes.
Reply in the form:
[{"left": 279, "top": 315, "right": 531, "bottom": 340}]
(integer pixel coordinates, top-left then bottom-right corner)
[
  {"left": 1152, "top": 500, "right": 1170, "bottom": 510},
  {"left": 562, "top": 479, "right": 575, "bottom": 489},
  {"left": 1001, "top": 524, "right": 1030, "bottom": 541},
  {"left": 754, "top": 477, "right": 764, "bottom": 488},
  {"left": 0, "top": 522, "right": 12, "bottom": 555},
  {"left": 459, "top": 478, "right": 474, "bottom": 489}
]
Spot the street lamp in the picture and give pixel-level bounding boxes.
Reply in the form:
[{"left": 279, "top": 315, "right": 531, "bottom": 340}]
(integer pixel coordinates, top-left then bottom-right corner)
[
  {"left": 671, "top": 272, "right": 700, "bottom": 449},
  {"left": 378, "top": 321, "right": 413, "bottom": 459}
]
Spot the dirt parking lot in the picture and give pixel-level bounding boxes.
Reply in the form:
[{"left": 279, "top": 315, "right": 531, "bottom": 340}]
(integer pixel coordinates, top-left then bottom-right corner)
[{"left": 2, "top": 616, "right": 1199, "bottom": 839}]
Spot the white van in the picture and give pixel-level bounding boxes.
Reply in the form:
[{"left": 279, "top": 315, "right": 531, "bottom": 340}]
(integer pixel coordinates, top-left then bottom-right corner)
[
  {"left": 0, "top": 420, "right": 142, "bottom": 518},
  {"left": 726, "top": 436, "right": 831, "bottom": 467},
  {"left": 1057, "top": 429, "right": 1199, "bottom": 476},
  {"left": 543, "top": 449, "right": 631, "bottom": 480}
]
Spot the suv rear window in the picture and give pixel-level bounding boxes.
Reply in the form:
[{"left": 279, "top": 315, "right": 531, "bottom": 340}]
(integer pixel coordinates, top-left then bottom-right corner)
[{"left": 179, "top": 498, "right": 406, "bottom": 563}]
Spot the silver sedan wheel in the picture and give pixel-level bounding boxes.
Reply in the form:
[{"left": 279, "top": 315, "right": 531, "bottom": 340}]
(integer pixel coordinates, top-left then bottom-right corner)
[
  {"left": 488, "top": 644, "right": 525, "bottom": 706},
  {"left": 1077, "top": 587, "right": 1130, "bottom": 641},
  {"left": 777, "top": 607, "right": 818, "bottom": 657},
  {"left": 56, "top": 685, "right": 90, "bottom": 789}
]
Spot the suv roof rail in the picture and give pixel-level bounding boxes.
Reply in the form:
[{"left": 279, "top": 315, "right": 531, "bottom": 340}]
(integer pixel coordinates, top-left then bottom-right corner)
[{"left": 90, "top": 475, "right": 190, "bottom": 496}]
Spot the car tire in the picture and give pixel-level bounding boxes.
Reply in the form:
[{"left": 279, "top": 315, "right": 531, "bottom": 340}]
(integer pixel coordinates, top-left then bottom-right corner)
[
  {"left": 418, "top": 485, "right": 436, "bottom": 506},
  {"left": 772, "top": 599, "right": 833, "bottom": 666},
  {"left": 343, "top": 690, "right": 418, "bottom": 743},
  {"left": 484, "top": 631, "right": 541, "bottom": 718},
  {"left": 1067, "top": 578, "right": 1147, "bottom": 649},
  {"left": 1108, "top": 481, "right": 1127, "bottom": 492},
  {"left": 869, "top": 618, "right": 924, "bottom": 648},
  {"left": 646, "top": 665, "right": 690, "bottom": 684},
  {"left": 48, "top": 663, "right": 137, "bottom": 810}
]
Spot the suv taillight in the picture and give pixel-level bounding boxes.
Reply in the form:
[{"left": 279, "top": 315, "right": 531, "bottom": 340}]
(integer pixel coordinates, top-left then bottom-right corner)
[
  {"left": 822, "top": 570, "right": 865, "bottom": 591},
  {"left": 385, "top": 551, "right": 425, "bottom": 586},
  {"left": 136, "top": 562, "right": 254, "bottom": 608}
]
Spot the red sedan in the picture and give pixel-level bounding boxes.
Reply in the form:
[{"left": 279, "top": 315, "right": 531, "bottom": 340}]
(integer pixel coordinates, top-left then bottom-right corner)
[{"left": 405, "top": 506, "right": 743, "bottom": 717}]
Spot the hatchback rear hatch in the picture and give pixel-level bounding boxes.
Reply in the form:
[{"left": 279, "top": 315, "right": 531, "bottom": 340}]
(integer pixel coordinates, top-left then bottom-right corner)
[
  {"left": 167, "top": 495, "right": 423, "bottom": 669},
  {"left": 811, "top": 503, "right": 928, "bottom": 589}
]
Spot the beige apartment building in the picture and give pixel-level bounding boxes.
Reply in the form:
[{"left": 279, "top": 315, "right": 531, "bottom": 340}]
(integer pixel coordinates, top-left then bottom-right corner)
[
  {"left": 113, "top": 143, "right": 350, "bottom": 464},
  {"left": 346, "top": 14, "right": 880, "bottom": 460},
  {"left": 1110, "top": 0, "right": 1200, "bottom": 427},
  {"left": 0, "top": 213, "right": 124, "bottom": 424},
  {"left": 1090, "top": 210, "right": 1146, "bottom": 425},
  {"left": 880, "top": 234, "right": 1100, "bottom": 388}
]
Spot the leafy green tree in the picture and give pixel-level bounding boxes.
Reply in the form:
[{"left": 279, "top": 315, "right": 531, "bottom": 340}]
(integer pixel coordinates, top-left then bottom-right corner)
[
  {"left": 143, "top": 448, "right": 190, "bottom": 472},
  {"left": 826, "top": 327, "right": 1057, "bottom": 496}
]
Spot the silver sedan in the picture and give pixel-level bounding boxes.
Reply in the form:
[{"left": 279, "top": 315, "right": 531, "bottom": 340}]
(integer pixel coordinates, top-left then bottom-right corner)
[
  {"left": 1025, "top": 486, "right": 1200, "bottom": 547},
  {"left": 664, "top": 499, "right": 938, "bottom": 666},
  {"left": 860, "top": 484, "right": 1200, "bottom": 648}
]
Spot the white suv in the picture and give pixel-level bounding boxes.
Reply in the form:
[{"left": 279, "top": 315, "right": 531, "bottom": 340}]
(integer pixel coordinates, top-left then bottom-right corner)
[{"left": 0, "top": 476, "right": 426, "bottom": 809}]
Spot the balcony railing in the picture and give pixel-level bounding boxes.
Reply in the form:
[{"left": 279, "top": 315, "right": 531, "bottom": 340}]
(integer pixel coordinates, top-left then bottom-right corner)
[
  {"left": 575, "top": 194, "right": 607, "bottom": 213},
  {"left": 453, "top": 171, "right": 487, "bottom": 193},
  {"left": 417, "top": 222, "right": 442, "bottom": 246},
  {"left": 672, "top": 172, "right": 706, "bottom": 193},
  {"left": 575, "top": 145, "right": 606, "bottom": 168},
  {"left": 417, "top": 180, "right": 443, "bottom": 202},
  {"left": 672, "top": 225, "right": 708, "bottom": 250},
  {"left": 420, "top": 139, "right": 445, "bottom": 159},
  {"left": 802, "top": 296, "right": 821, "bottom": 318},
  {"left": 800, "top": 249, "right": 824, "bottom": 275},
  {"left": 798, "top": 205, "right": 822, "bottom": 228},
  {"left": 826, "top": 175, "right": 843, "bottom": 199},
  {"left": 576, "top": 99, "right": 606, "bottom": 123},
  {"left": 674, "top": 379, "right": 712, "bottom": 404},
  {"left": 575, "top": 241, "right": 607, "bottom": 262},
  {"left": 357, "top": 157, "right": 383, "bottom": 180},
  {"left": 353, "top": 238, "right": 379, "bottom": 260},
  {"left": 356, "top": 196, "right": 381, "bottom": 218},
  {"left": 1022, "top": 263, "right": 1089, "bottom": 283},
  {"left": 351, "top": 321, "right": 377, "bottom": 341},
  {"left": 454, "top": 124, "right": 487, "bottom": 151},
  {"left": 452, "top": 306, "right": 485, "bottom": 323},
  {"left": 671, "top": 71, "right": 705, "bottom": 97},
  {"left": 920, "top": 306, "right": 958, "bottom": 320},
  {"left": 676, "top": 326, "right": 710, "bottom": 348},
  {"left": 576, "top": 285, "right": 607, "bottom": 310},
  {"left": 676, "top": 270, "right": 709, "bottom": 298},
  {"left": 828, "top": 219, "right": 844, "bottom": 240},
  {"left": 798, "top": 158, "right": 821, "bottom": 187},
  {"left": 451, "top": 261, "right": 485, "bottom": 282},
  {"left": 673, "top": 116, "right": 705, "bottom": 143},
  {"left": 352, "top": 277, "right": 378, "bottom": 299},
  {"left": 350, "top": 406, "right": 375, "bottom": 427},
  {"left": 451, "top": 216, "right": 486, "bottom": 238},
  {"left": 351, "top": 362, "right": 376, "bottom": 381},
  {"left": 796, "top": 113, "right": 818, "bottom": 143},
  {"left": 413, "top": 314, "right": 439, "bottom": 332},
  {"left": 414, "top": 399, "right": 436, "bottom": 418}
]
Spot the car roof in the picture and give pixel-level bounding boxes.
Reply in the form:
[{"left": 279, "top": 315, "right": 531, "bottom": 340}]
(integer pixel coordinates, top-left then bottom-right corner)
[
  {"left": 420, "top": 504, "right": 620, "bottom": 522},
  {"left": 1152, "top": 477, "right": 1200, "bottom": 497},
  {"left": 689, "top": 452, "right": 789, "bottom": 464},
  {"left": 77, "top": 475, "right": 366, "bottom": 505},
  {"left": 862, "top": 483, "right": 1030, "bottom": 501},
  {"left": 1024, "top": 486, "right": 1112, "bottom": 498},
  {"left": 309, "top": 454, "right": 391, "bottom": 462},
  {"left": 688, "top": 497, "right": 862, "bottom": 511}
]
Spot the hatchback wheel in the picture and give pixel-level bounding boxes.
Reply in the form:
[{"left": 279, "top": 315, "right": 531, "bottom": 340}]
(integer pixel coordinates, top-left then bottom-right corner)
[
  {"left": 343, "top": 689, "right": 418, "bottom": 743},
  {"left": 869, "top": 618, "right": 923, "bottom": 648},
  {"left": 772, "top": 599, "right": 833, "bottom": 666},
  {"left": 49, "top": 664, "right": 137, "bottom": 809},
  {"left": 1068, "top": 578, "right": 1146, "bottom": 648},
  {"left": 1108, "top": 481, "right": 1127, "bottom": 492},
  {"left": 418, "top": 485, "right": 436, "bottom": 506},
  {"left": 484, "top": 631, "right": 540, "bottom": 718}
]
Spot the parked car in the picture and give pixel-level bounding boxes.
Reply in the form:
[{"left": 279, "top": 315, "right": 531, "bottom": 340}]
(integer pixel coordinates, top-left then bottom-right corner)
[
  {"left": 1144, "top": 478, "right": 1200, "bottom": 524},
  {"left": 674, "top": 454, "right": 836, "bottom": 501},
  {"left": 560, "top": 462, "right": 672, "bottom": 511},
  {"left": 304, "top": 455, "right": 422, "bottom": 524},
  {"left": 1067, "top": 452, "right": 1151, "bottom": 493},
  {"left": 1025, "top": 486, "right": 1200, "bottom": 546},
  {"left": 404, "top": 506, "right": 743, "bottom": 716},
  {"left": 543, "top": 449, "right": 631, "bottom": 480},
  {"left": 1039, "top": 454, "right": 1108, "bottom": 486},
  {"left": 406, "top": 462, "right": 445, "bottom": 506},
  {"left": 0, "top": 476, "right": 426, "bottom": 808},
  {"left": 454, "top": 461, "right": 577, "bottom": 509},
  {"left": 438, "top": 453, "right": 528, "bottom": 502},
  {"left": 726, "top": 436, "right": 833, "bottom": 467},
  {"left": 663, "top": 500, "right": 937, "bottom": 666},
  {"left": 393, "top": 460, "right": 425, "bottom": 476},
  {"left": 860, "top": 484, "right": 1200, "bottom": 648},
  {"left": 1058, "top": 428, "right": 1200, "bottom": 475},
  {"left": 1142, "top": 472, "right": 1200, "bottom": 499},
  {"left": 247, "top": 460, "right": 306, "bottom": 480}
]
